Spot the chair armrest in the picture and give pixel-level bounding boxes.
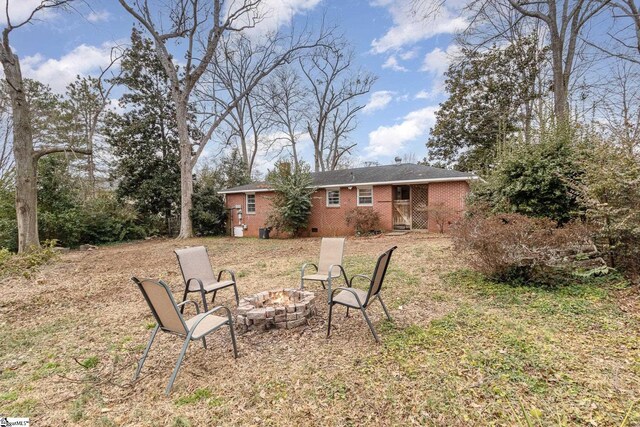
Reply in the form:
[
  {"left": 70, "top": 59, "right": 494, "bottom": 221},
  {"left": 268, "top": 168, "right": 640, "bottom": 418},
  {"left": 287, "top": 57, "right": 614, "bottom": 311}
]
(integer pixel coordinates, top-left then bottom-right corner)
[
  {"left": 349, "top": 274, "right": 372, "bottom": 288},
  {"left": 176, "top": 299, "right": 200, "bottom": 314},
  {"left": 329, "top": 287, "right": 364, "bottom": 307},
  {"left": 186, "top": 277, "right": 205, "bottom": 292},
  {"left": 217, "top": 269, "right": 236, "bottom": 283},
  {"left": 300, "top": 263, "right": 318, "bottom": 277}
]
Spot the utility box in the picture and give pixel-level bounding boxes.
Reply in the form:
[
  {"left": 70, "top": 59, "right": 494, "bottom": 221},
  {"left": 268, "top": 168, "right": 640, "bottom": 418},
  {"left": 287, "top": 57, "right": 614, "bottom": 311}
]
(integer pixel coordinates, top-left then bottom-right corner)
[{"left": 233, "top": 226, "right": 244, "bottom": 237}]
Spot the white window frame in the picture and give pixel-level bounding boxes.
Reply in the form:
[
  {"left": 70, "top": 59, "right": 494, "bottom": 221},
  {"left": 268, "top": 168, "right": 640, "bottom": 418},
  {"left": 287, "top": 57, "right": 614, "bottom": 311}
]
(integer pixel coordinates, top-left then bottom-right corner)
[
  {"left": 326, "top": 188, "right": 341, "bottom": 207},
  {"left": 357, "top": 186, "right": 374, "bottom": 206},
  {"left": 246, "top": 193, "right": 256, "bottom": 214}
]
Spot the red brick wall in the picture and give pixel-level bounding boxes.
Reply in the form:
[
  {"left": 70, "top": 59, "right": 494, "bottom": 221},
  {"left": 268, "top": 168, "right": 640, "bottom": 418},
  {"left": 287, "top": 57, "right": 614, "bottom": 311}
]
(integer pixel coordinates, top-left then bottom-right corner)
[
  {"left": 427, "top": 181, "right": 470, "bottom": 232},
  {"left": 307, "top": 185, "right": 394, "bottom": 236},
  {"left": 224, "top": 181, "right": 470, "bottom": 237},
  {"left": 225, "top": 192, "right": 273, "bottom": 237}
]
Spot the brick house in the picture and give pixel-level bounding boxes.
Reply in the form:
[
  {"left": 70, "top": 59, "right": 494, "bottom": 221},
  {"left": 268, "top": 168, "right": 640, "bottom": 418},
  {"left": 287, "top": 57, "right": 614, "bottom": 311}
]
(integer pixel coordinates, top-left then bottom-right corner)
[{"left": 219, "top": 163, "right": 478, "bottom": 237}]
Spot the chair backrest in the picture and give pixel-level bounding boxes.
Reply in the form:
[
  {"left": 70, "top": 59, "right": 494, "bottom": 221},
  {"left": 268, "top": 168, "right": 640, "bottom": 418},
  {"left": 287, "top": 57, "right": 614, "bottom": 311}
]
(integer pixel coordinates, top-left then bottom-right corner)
[
  {"left": 175, "top": 246, "right": 216, "bottom": 284},
  {"left": 132, "top": 277, "right": 187, "bottom": 335},
  {"left": 317, "top": 237, "right": 345, "bottom": 276},
  {"left": 365, "top": 246, "right": 397, "bottom": 305}
]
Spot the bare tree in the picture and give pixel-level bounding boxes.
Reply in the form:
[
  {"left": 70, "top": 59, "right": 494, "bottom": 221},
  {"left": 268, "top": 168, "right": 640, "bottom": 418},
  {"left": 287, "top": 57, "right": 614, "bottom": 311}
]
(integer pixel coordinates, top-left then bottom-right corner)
[
  {"left": 416, "top": 0, "right": 610, "bottom": 122},
  {"left": 119, "top": 0, "right": 331, "bottom": 238},
  {"left": 206, "top": 34, "right": 274, "bottom": 175},
  {"left": 0, "top": 0, "right": 91, "bottom": 252},
  {"left": 64, "top": 52, "right": 121, "bottom": 198},
  {"left": 259, "top": 67, "right": 307, "bottom": 167},
  {"left": 301, "top": 43, "right": 376, "bottom": 172}
]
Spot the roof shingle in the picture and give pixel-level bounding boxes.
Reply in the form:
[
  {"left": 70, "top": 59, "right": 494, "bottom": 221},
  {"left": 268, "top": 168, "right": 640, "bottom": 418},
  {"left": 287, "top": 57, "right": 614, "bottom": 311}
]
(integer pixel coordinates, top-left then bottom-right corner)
[{"left": 219, "top": 163, "right": 477, "bottom": 194}]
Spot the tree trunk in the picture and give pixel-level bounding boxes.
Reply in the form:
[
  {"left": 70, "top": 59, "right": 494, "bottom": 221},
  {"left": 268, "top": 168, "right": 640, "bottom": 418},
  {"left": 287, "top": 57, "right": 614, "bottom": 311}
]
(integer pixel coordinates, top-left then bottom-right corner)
[
  {"left": 550, "top": 33, "right": 568, "bottom": 122},
  {"left": 0, "top": 48, "right": 40, "bottom": 252},
  {"left": 176, "top": 102, "right": 194, "bottom": 238}
]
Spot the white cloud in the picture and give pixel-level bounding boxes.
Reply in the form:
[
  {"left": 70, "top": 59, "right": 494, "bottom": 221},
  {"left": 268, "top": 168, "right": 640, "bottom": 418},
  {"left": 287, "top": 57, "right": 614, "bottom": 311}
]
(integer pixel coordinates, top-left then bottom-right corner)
[
  {"left": 382, "top": 56, "right": 407, "bottom": 72},
  {"left": 363, "top": 90, "right": 395, "bottom": 114},
  {"left": 87, "top": 10, "right": 110, "bottom": 23},
  {"left": 415, "top": 44, "right": 460, "bottom": 97},
  {"left": 0, "top": 0, "right": 56, "bottom": 25},
  {"left": 242, "top": 0, "right": 322, "bottom": 34},
  {"left": 414, "top": 90, "right": 431, "bottom": 100},
  {"left": 366, "top": 106, "right": 437, "bottom": 156},
  {"left": 371, "top": 0, "right": 467, "bottom": 53},
  {"left": 421, "top": 44, "right": 460, "bottom": 74},
  {"left": 22, "top": 42, "right": 119, "bottom": 93},
  {"left": 399, "top": 48, "right": 419, "bottom": 60}
]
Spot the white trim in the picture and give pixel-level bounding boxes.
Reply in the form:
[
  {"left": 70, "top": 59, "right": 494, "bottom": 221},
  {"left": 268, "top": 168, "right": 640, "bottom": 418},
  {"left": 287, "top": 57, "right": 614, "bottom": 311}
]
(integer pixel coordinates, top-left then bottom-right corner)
[
  {"left": 245, "top": 193, "right": 256, "bottom": 214},
  {"left": 326, "top": 188, "right": 340, "bottom": 207},
  {"left": 356, "top": 186, "right": 373, "bottom": 206},
  {"left": 218, "top": 176, "right": 479, "bottom": 194}
]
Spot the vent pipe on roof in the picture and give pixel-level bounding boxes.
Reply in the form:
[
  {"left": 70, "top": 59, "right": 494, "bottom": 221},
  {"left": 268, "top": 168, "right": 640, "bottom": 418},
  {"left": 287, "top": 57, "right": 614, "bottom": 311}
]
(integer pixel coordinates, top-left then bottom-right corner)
[{"left": 394, "top": 156, "right": 402, "bottom": 165}]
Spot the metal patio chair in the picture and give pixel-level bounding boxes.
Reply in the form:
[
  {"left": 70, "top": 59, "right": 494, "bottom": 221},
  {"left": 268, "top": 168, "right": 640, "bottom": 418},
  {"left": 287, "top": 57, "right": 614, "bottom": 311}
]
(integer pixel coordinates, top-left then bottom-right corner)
[
  {"left": 326, "top": 246, "right": 397, "bottom": 343},
  {"left": 300, "top": 237, "right": 348, "bottom": 297},
  {"left": 131, "top": 277, "right": 238, "bottom": 395},
  {"left": 175, "top": 246, "right": 239, "bottom": 313}
]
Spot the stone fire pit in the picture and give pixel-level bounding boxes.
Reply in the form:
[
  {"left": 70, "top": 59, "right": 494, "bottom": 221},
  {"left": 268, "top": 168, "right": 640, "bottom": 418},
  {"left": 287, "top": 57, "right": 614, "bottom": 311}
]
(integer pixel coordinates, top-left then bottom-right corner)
[{"left": 236, "top": 289, "right": 316, "bottom": 331}]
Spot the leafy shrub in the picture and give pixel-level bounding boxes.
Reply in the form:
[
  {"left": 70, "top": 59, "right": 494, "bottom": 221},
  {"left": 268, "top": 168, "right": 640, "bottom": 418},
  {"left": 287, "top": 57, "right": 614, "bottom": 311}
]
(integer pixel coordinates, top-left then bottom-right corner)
[
  {"left": 345, "top": 208, "right": 381, "bottom": 235},
  {"left": 470, "top": 126, "right": 581, "bottom": 224},
  {"left": 266, "top": 161, "right": 314, "bottom": 237},
  {"left": 573, "top": 136, "right": 640, "bottom": 281},
  {"left": 451, "top": 212, "right": 593, "bottom": 284}
]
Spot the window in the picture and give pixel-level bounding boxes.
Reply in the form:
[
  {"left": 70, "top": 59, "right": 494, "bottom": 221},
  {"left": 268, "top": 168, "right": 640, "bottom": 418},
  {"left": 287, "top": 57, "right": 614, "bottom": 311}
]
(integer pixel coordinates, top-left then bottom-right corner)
[
  {"left": 357, "top": 187, "right": 373, "bottom": 206},
  {"left": 246, "top": 194, "right": 256, "bottom": 214},
  {"left": 326, "top": 188, "right": 340, "bottom": 207}
]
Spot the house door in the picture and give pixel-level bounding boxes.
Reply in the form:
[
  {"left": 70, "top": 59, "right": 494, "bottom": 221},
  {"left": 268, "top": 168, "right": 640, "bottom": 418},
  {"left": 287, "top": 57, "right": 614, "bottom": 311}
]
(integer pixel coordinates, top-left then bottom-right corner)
[{"left": 393, "top": 186, "right": 411, "bottom": 230}]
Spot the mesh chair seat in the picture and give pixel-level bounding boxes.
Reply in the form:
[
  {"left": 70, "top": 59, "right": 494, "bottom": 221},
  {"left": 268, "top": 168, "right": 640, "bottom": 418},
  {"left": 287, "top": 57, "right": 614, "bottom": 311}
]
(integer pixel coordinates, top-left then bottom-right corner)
[
  {"left": 331, "top": 288, "right": 369, "bottom": 308},
  {"left": 185, "top": 313, "right": 229, "bottom": 339},
  {"left": 302, "top": 273, "right": 340, "bottom": 282},
  {"left": 187, "top": 279, "right": 235, "bottom": 293}
]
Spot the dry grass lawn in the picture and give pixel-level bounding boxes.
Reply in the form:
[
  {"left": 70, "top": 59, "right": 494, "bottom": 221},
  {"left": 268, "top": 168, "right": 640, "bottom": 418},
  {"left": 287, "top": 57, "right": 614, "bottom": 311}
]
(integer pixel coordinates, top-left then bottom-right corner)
[{"left": 1, "top": 234, "right": 639, "bottom": 426}]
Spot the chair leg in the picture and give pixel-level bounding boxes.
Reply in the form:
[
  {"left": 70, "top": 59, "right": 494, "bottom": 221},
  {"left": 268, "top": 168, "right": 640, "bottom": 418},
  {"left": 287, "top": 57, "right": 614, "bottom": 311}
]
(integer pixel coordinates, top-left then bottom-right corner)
[
  {"left": 134, "top": 325, "right": 159, "bottom": 380},
  {"left": 211, "top": 290, "right": 217, "bottom": 306},
  {"left": 359, "top": 306, "right": 380, "bottom": 343},
  {"left": 345, "top": 307, "right": 350, "bottom": 318},
  {"left": 200, "top": 290, "right": 209, "bottom": 312},
  {"left": 232, "top": 284, "right": 239, "bottom": 306},
  {"left": 166, "top": 337, "right": 191, "bottom": 395},
  {"left": 378, "top": 296, "right": 392, "bottom": 321},
  {"left": 326, "top": 303, "right": 334, "bottom": 338},
  {"left": 179, "top": 288, "right": 189, "bottom": 314},
  {"left": 201, "top": 337, "right": 207, "bottom": 349},
  {"left": 321, "top": 280, "right": 326, "bottom": 289},
  {"left": 228, "top": 322, "right": 239, "bottom": 358}
]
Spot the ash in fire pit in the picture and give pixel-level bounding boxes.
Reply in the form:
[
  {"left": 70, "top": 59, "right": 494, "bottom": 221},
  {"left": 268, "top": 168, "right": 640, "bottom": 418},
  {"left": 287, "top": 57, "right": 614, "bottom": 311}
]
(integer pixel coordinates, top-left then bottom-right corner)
[{"left": 237, "top": 289, "right": 316, "bottom": 331}]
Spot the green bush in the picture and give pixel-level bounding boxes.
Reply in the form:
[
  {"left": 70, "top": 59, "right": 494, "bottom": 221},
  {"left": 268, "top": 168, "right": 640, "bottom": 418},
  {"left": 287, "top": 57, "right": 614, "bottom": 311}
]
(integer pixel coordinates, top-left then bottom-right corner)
[
  {"left": 471, "top": 126, "right": 581, "bottom": 224},
  {"left": 266, "top": 161, "right": 314, "bottom": 236},
  {"left": 191, "top": 170, "right": 227, "bottom": 237}
]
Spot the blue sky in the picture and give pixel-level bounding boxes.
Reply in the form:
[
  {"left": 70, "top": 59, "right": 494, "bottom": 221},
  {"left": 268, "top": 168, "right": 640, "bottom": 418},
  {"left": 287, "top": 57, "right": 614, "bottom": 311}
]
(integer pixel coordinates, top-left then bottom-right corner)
[{"left": 4, "top": 0, "right": 465, "bottom": 170}]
